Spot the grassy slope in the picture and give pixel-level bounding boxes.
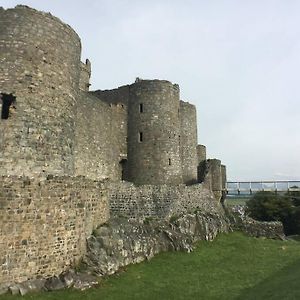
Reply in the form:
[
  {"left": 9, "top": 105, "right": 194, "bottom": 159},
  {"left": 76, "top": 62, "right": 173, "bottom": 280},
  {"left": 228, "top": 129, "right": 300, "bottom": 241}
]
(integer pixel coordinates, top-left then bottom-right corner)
[{"left": 2, "top": 232, "right": 300, "bottom": 300}]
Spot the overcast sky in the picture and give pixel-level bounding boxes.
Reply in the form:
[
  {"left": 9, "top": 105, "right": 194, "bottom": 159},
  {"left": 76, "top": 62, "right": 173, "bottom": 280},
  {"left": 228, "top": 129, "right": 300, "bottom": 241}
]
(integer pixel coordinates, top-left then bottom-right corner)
[{"left": 2, "top": 0, "right": 300, "bottom": 181}]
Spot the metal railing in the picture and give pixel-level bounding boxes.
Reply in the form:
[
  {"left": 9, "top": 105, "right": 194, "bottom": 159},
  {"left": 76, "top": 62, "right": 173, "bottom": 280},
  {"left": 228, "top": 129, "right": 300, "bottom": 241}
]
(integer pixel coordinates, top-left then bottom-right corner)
[{"left": 226, "top": 180, "right": 300, "bottom": 195}]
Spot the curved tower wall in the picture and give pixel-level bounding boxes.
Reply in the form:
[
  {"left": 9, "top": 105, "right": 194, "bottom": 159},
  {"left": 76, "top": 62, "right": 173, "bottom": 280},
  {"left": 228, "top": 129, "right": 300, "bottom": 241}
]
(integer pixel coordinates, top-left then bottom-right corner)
[
  {"left": 127, "top": 80, "right": 182, "bottom": 185},
  {"left": 0, "top": 6, "right": 81, "bottom": 176},
  {"left": 209, "top": 159, "right": 222, "bottom": 200},
  {"left": 179, "top": 101, "right": 198, "bottom": 184}
]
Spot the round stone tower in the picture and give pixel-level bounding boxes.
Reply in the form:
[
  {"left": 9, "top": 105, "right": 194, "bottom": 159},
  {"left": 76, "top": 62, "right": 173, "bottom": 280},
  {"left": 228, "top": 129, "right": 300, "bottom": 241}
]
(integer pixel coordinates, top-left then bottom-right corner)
[
  {"left": 127, "top": 79, "right": 182, "bottom": 185},
  {"left": 0, "top": 6, "right": 81, "bottom": 176},
  {"left": 209, "top": 159, "right": 222, "bottom": 200},
  {"left": 179, "top": 101, "right": 198, "bottom": 184}
]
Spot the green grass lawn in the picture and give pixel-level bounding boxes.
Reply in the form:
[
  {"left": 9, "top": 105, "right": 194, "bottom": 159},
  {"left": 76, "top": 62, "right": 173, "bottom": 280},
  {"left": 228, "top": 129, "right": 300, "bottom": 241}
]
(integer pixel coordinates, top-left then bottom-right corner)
[{"left": 2, "top": 232, "right": 300, "bottom": 300}]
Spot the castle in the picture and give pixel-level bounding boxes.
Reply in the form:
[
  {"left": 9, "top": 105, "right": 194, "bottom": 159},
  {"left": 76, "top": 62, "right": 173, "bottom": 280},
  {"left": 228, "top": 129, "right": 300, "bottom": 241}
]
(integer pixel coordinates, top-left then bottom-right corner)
[{"left": 0, "top": 6, "right": 226, "bottom": 286}]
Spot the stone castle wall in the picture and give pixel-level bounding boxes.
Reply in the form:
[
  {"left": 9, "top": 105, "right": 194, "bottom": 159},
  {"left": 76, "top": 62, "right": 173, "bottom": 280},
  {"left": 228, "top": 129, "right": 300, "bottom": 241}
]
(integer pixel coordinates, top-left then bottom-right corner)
[
  {"left": 92, "top": 85, "right": 130, "bottom": 106},
  {"left": 79, "top": 59, "right": 91, "bottom": 92},
  {"left": 0, "top": 5, "right": 225, "bottom": 188},
  {"left": 203, "top": 159, "right": 224, "bottom": 200},
  {"left": 0, "top": 6, "right": 81, "bottom": 177},
  {"left": 179, "top": 101, "right": 198, "bottom": 184},
  {"left": 109, "top": 182, "right": 224, "bottom": 221},
  {"left": 127, "top": 80, "right": 182, "bottom": 185},
  {"left": 0, "top": 5, "right": 228, "bottom": 290},
  {"left": 74, "top": 92, "right": 127, "bottom": 181},
  {"left": 0, "top": 176, "right": 109, "bottom": 285},
  {"left": 92, "top": 84, "right": 202, "bottom": 187}
]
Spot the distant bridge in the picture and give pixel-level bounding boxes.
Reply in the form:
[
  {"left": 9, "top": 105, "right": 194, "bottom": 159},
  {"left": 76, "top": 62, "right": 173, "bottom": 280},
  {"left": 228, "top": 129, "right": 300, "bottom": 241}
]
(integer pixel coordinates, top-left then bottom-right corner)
[{"left": 226, "top": 180, "right": 300, "bottom": 195}]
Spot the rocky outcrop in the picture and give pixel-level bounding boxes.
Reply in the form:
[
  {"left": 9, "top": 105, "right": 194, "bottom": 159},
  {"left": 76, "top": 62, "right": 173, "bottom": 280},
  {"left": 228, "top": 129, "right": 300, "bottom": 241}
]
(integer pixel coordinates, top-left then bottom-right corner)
[
  {"left": 1, "top": 211, "right": 230, "bottom": 296},
  {"left": 83, "top": 211, "right": 230, "bottom": 276}
]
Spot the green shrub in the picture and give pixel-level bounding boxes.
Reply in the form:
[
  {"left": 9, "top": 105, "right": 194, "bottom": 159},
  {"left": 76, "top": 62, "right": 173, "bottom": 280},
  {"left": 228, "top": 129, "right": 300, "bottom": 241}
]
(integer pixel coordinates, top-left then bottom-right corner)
[
  {"left": 245, "top": 191, "right": 299, "bottom": 235},
  {"left": 284, "top": 206, "right": 300, "bottom": 235},
  {"left": 287, "top": 190, "right": 300, "bottom": 207},
  {"left": 246, "top": 191, "right": 293, "bottom": 221}
]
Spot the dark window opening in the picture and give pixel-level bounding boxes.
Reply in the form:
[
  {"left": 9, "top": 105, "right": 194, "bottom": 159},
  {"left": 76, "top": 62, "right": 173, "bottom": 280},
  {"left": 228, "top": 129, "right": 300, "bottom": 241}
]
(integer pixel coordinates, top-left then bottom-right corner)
[
  {"left": 119, "top": 159, "right": 127, "bottom": 181},
  {"left": 168, "top": 158, "right": 171, "bottom": 166},
  {"left": 139, "top": 103, "right": 143, "bottom": 113},
  {"left": 1, "top": 93, "right": 16, "bottom": 120},
  {"left": 139, "top": 132, "right": 143, "bottom": 142}
]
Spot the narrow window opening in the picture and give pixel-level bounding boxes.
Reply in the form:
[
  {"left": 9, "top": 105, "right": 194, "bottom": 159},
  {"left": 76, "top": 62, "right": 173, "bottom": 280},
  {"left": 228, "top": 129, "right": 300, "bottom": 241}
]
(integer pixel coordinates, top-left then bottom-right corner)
[
  {"left": 168, "top": 158, "right": 171, "bottom": 166},
  {"left": 139, "top": 103, "right": 143, "bottom": 113},
  {"left": 139, "top": 132, "right": 143, "bottom": 142},
  {"left": 1, "top": 93, "right": 16, "bottom": 120}
]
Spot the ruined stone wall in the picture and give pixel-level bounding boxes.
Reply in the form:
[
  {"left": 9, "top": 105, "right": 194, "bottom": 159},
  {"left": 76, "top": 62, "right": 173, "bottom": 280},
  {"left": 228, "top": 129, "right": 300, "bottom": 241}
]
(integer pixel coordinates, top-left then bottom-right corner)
[
  {"left": 205, "top": 159, "right": 223, "bottom": 200},
  {"left": 127, "top": 80, "right": 182, "bottom": 185},
  {"left": 110, "top": 103, "right": 128, "bottom": 173},
  {"left": 179, "top": 101, "right": 198, "bottom": 184},
  {"left": 0, "top": 6, "right": 81, "bottom": 177},
  {"left": 74, "top": 92, "right": 127, "bottom": 181},
  {"left": 0, "top": 176, "right": 109, "bottom": 285},
  {"left": 109, "top": 182, "right": 224, "bottom": 221}
]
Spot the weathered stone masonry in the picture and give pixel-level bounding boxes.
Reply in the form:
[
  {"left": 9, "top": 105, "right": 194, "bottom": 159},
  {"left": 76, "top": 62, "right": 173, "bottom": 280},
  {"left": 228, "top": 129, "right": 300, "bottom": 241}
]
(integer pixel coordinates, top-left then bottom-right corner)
[
  {"left": 0, "top": 6, "right": 81, "bottom": 177},
  {"left": 0, "top": 5, "right": 227, "bottom": 287},
  {"left": 0, "top": 176, "right": 108, "bottom": 285},
  {"left": 109, "top": 182, "right": 224, "bottom": 221},
  {"left": 0, "top": 5, "right": 225, "bottom": 187}
]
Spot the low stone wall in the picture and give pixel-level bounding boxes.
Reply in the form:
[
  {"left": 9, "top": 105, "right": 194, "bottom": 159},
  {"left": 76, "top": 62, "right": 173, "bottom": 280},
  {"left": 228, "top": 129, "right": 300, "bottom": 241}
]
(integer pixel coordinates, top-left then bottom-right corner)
[
  {"left": 0, "top": 176, "right": 109, "bottom": 285},
  {"left": 237, "top": 218, "right": 285, "bottom": 239},
  {"left": 108, "top": 182, "right": 225, "bottom": 221},
  {"left": 226, "top": 206, "right": 285, "bottom": 239}
]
